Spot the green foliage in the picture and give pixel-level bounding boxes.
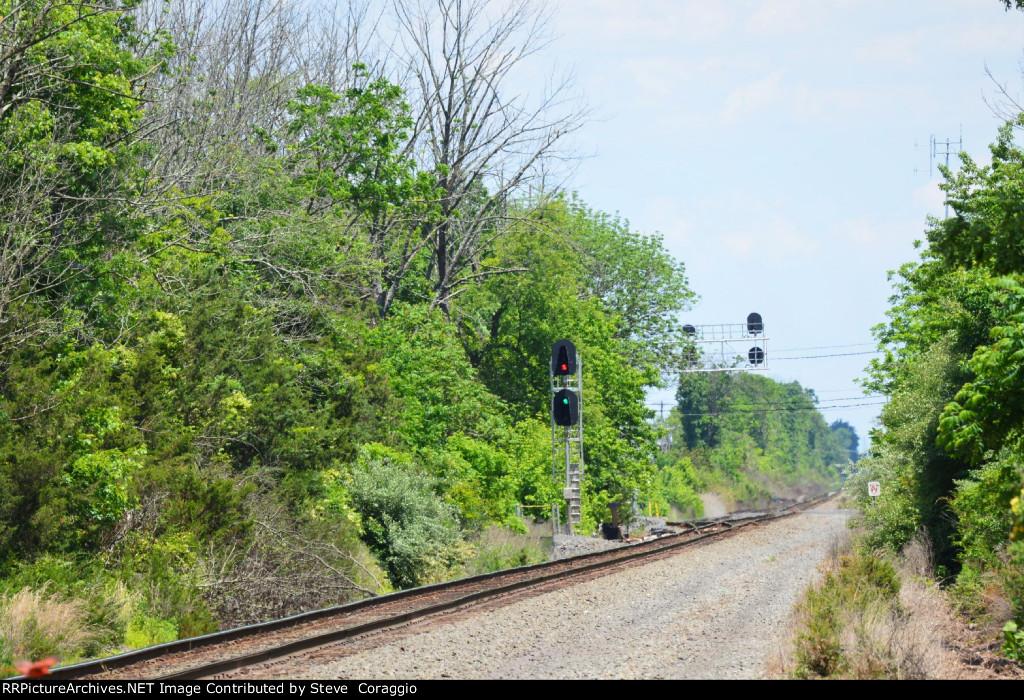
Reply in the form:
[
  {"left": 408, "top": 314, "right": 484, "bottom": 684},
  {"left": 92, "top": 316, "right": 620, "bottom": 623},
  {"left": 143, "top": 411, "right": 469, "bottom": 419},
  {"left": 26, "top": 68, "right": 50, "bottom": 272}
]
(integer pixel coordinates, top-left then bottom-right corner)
[
  {"left": 830, "top": 420, "right": 860, "bottom": 463},
  {"left": 369, "top": 303, "right": 505, "bottom": 451},
  {"left": 348, "top": 445, "right": 467, "bottom": 589},
  {"left": 930, "top": 123, "right": 1024, "bottom": 275},
  {"left": 1004, "top": 620, "right": 1024, "bottom": 662},
  {"left": 949, "top": 456, "right": 1020, "bottom": 573},
  {"left": 1013, "top": 487, "right": 1024, "bottom": 541},
  {"left": 0, "top": 1, "right": 705, "bottom": 661},
  {"left": 938, "top": 278, "right": 1024, "bottom": 464},
  {"left": 651, "top": 454, "right": 704, "bottom": 518},
  {"left": 125, "top": 614, "right": 177, "bottom": 650},
  {"left": 1003, "top": 541, "right": 1024, "bottom": 621},
  {"left": 669, "top": 372, "right": 845, "bottom": 504},
  {"left": 0, "top": 556, "right": 135, "bottom": 674},
  {"left": 791, "top": 551, "right": 903, "bottom": 679},
  {"left": 860, "top": 117, "right": 1024, "bottom": 663},
  {"left": 285, "top": 66, "right": 438, "bottom": 220},
  {"left": 464, "top": 527, "right": 547, "bottom": 576},
  {"left": 853, "top": 336, "right": 968, "bottom": 558},
  {"left": 556, "top": 195, "right": 697, "bottom": 370},
  {"left": 793, "top": 578, "right": 844, "bottom": 678}
]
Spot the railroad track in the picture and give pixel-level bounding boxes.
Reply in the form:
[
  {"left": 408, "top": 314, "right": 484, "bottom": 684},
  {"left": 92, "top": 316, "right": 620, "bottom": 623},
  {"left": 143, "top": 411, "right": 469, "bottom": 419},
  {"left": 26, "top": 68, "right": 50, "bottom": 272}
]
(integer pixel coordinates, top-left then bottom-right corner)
[{"left": 32, "top": 493, "right": 833, "bottom": 681}]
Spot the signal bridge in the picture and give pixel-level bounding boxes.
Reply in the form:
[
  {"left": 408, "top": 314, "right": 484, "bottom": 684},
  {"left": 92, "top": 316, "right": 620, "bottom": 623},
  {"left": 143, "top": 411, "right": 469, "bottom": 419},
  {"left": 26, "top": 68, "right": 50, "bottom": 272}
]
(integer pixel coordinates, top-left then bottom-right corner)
[{"left": 682, "top": 312, "right": 769, "bottom": 373}]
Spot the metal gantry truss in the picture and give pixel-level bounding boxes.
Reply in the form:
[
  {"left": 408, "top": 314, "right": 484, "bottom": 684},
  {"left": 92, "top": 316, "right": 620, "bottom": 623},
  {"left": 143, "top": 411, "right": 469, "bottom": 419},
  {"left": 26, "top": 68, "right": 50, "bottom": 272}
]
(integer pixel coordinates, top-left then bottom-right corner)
[
  {"left": 550, "top": 358, "right": 583, "bottom": 533},
  {"left": 682, "top": 320, "right": 769, "bottom": 373}
]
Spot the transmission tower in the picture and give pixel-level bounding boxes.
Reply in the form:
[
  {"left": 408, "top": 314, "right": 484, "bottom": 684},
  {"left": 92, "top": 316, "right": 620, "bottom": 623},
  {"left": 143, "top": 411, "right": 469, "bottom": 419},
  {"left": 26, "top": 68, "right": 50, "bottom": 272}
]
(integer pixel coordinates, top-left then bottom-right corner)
[{"left": 915, "top": 127, "right": 963, "bottom": 219}]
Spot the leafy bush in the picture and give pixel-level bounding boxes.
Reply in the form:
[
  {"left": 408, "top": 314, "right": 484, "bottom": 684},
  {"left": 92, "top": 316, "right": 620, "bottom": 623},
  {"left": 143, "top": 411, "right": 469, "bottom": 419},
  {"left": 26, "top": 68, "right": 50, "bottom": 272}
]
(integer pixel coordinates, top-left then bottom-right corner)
[
  {"left": 122, "top": 536, "right": 217, "bottom": 640},
  {"left": 348, "top": 445, "right": 468, "bottom": 588},
  {"left": 793, "top": 577, "right": 844, "bottom": 677},
  {"left": 791, "top": 550, "right": 907, "bottom": 679},
  {"left": 125, "top": 614, "right": 177, "bottom": 649},
  {"left": 1004, "top": 620, "right": 1024, "bottom": 663},
  {"left": 651, "top": 455, "right": 703, "bottom": 518}
]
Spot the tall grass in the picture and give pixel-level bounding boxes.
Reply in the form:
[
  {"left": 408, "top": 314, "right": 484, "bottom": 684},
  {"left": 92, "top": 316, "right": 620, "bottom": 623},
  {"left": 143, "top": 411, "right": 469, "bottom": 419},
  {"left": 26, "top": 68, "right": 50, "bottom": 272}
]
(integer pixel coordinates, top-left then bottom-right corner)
[
  {"left": 463, "top": 526, "right": 549, "bottom": 576},
  {"left": 776, "top": 534, "right": 956, "bottom": 679},
  {"left": 0, "top": 587, "right": 97, "bottom": 675}
]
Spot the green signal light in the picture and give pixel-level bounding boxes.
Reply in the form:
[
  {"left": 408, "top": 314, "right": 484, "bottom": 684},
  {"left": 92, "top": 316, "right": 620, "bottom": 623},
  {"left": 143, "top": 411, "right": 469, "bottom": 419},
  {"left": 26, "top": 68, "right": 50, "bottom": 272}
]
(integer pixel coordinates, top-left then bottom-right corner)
[{"left": 562, "top": 398, "right": 569, "bottom": 404}]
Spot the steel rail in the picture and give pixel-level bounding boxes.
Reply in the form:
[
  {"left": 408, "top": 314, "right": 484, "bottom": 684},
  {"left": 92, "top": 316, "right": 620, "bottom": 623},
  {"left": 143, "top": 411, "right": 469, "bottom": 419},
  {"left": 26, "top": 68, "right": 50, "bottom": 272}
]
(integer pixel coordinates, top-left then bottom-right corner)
[{"left": 32, "top": 493, "right": 833, "bottom": 681}]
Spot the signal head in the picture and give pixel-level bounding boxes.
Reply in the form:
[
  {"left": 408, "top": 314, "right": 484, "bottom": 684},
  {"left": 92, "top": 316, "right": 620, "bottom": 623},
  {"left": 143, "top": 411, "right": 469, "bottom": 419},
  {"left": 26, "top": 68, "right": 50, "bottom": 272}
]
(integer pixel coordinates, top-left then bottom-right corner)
[
  {"left": 553, "top": 389, "right": 579, "bottom": 426},
  {"left": 551, "top": 339, "right": 578, "bottom": 376}
]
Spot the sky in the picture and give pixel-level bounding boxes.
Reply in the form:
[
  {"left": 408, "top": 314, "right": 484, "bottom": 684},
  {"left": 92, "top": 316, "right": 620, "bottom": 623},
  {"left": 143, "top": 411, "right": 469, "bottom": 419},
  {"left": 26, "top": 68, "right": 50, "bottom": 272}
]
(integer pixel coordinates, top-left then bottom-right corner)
[{"left": 534, "top": 0, "right": 1024, "bottom": 447}]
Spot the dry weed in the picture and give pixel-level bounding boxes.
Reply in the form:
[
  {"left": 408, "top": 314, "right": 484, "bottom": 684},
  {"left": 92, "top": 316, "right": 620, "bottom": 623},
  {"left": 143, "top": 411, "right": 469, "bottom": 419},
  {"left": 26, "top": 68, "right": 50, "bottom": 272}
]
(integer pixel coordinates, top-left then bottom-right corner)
[
  {"left": 777, "top": 533, "right": 958, "bottom": 679},
  {"left": 0, "top": 586, "right": 96, "bottom": 665},
  {"left": 838, "top": 576, "right": 956, "bottom": 679}
]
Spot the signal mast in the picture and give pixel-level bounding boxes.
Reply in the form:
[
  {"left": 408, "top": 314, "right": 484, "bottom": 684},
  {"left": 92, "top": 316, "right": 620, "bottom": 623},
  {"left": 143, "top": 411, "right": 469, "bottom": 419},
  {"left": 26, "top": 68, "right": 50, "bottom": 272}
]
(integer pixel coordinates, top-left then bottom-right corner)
[{"left": 550, "top": 340, "right": 583, "bottom": 534}]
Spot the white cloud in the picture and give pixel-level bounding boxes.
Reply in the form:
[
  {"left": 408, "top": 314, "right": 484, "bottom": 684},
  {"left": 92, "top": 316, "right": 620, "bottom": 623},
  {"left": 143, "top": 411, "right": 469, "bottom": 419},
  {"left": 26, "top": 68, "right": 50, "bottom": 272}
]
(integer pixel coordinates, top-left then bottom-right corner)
[
  {"left": 831, "top": 218, "right": 917, "bottom": 248},
  {"left": 621, "top": 56, "right": 730, "bottom": 98},
  {"left": 553, "top": 0, "right": 737, "bottom": 44},
  {"left": 852, "top": 20, "right": 1022, "bottom": 67},
  {"left": 743, "top": 0, "right": 839, "bottom": 37},
  {"left": 718, "top": 72, "right": 878, "bottom": 126},
  {"left": 718, "top": 215, "right": 820, "bottom": 265},
  {"left": 621, "top": 57, "right": 691, "bottom": 98},
  {"left": 643, "top": 197, "right": 695, "bottom": 250},
  {"left": 911, "top": 180, "right": 946, "bottom": 214},
  {"left": 789, "top": 84, "right": 870, "bottom": 122},
  {"left": 722, "top": 70, "right": 786, "bottom": 125},
  {"left": 940, "top": 22, "right": 1023, "bottom": 52},
  {"left": 721, "top": 232, "right": 757, "bottom": 257},
  {"left": 853, "top": 30, "right": 928, "bottom": 66}
]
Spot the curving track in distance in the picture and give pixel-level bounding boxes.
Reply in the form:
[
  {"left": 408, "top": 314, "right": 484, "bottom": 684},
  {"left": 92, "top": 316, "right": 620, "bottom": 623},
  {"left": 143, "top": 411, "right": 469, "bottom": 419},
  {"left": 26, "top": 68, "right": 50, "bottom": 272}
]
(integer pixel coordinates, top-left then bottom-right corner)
[{"left": 31, "top": 494, "right": 833, "bottom": 681}]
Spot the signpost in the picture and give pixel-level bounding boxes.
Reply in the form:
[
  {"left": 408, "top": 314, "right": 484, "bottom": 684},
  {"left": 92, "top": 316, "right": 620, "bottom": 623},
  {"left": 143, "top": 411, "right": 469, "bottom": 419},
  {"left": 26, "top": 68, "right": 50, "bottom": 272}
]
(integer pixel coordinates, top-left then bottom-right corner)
[{"left": 868, "top": 481, "right": 881, "bottom": 501}]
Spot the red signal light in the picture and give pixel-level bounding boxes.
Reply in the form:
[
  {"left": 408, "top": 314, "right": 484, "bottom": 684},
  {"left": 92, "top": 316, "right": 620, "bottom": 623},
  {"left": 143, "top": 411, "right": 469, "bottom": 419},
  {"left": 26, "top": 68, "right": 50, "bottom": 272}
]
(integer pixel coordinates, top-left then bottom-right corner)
[{"left": 551, "top": 340, "right": 576, "bottom": 376}]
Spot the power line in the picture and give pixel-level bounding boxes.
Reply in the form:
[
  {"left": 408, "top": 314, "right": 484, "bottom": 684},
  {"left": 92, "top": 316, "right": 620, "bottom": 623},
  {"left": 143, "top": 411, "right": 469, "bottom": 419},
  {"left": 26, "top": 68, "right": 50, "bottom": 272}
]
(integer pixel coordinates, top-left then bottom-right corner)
[
  {"left": 646, "top": 394, "right": 884, "bottom": 409},
  {"left": 770, "top": 350, "right": 881, "bottom": 360},
  {"left": 769, "top": 342, "right": 877, "bottom": 352},
  {"left": 649, "top": 398, "right": 886, "bottom": 412},
  {"left": 673, "top": 401, "right": 888, "bottom": 416},
  {"left": 668, "top": 338, "right": 878, "bottom": 351}
]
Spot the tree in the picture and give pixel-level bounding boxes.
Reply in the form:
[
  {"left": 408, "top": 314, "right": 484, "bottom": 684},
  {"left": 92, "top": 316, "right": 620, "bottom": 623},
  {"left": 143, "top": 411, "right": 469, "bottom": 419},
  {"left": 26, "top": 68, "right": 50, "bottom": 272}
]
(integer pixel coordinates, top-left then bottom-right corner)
[
  {"left": 558, "top": 195, "right": 696, "bottom": 373},
  {"left": 858, "top": 116, "right": 1024, "bottom": 592},
  {"left": 394, "top": 0, "right": 587, "bottom": 314},
  {"left": 829, "top": 420, "right": 859, "bottom": 463},
  {"left": 0, "top": 1, "right": 156, "bottom": 352},
  {"left": 676, "top": 372, "right": 732, "bottom": 449}
]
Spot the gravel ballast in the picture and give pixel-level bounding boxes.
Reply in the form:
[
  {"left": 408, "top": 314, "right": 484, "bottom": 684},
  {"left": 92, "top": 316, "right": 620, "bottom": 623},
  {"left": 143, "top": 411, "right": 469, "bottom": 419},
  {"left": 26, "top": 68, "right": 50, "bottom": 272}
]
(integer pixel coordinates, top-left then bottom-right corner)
[{"left": 253, "top": 506, "right": 851, "bottom": 680}]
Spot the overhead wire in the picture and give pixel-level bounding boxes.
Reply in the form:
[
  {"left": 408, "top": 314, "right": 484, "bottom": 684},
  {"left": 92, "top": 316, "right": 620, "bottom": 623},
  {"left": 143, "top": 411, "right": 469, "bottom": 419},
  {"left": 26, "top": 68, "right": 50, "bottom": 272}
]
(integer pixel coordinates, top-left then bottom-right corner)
[
  {"left": 649, "top": 341, "right": 886, "bottom": 414},
  {"left": 769, "top": 350, "right": 882, "bottom": 360},
  {"left": 646, "top": 394, "right": 884, "bottom": 407},
  {"left": 670, "top": 401, "right": 888, "bottom": 416},
  {"left": 646, "top": 398, "right": 887, "bottom": 415},
  {"left": 767, "top": 342, "right": 877, "bottom": 352}
]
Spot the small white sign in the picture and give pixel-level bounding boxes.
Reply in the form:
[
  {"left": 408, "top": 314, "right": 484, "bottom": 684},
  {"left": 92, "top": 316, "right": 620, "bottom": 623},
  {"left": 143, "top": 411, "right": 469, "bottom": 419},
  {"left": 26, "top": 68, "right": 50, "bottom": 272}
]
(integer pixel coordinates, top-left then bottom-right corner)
[{"left": 868, "top": 481, "right": 881, "bottom": 498}]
